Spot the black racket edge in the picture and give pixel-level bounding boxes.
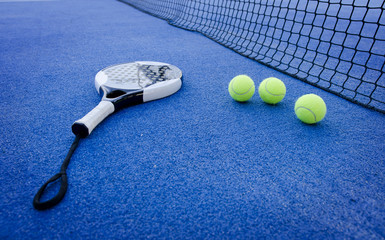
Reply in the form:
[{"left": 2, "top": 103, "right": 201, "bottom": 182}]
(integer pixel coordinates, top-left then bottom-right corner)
[{"left": 33, "top": 135, "right": 81, "bottom": 210}]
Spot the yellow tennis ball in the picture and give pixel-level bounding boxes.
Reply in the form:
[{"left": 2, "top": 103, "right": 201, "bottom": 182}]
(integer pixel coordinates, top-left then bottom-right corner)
[
  {"left": 228, "top": 75, "right": 255, "bottom": 102},
  {"left": 294, "top": 94, "right": 327, "bottom": 124},
  {"left": 258, "top": 77, "right": 286, "bottom": 104}
]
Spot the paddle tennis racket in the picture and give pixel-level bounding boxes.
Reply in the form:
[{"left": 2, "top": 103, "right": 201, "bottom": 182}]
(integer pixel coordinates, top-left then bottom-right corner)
[
  {"left": 72, "top": 61, "right": 183, "bottom": 137},
  {"left": 33, "top": 61, "right": 182, "bottom": 210}
]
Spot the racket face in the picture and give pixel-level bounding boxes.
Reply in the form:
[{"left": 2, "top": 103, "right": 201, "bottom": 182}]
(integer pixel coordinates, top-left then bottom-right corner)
[{"left": 95, "top": 61, "right": 182, "bottom": 108}]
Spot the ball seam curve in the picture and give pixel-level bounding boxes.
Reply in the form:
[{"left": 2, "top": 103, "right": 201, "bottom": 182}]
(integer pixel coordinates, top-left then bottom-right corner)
[
  {"left": 264, "top": 79, "right": 285, "bottom": 96},
  {"left": 231, "top": 81, "right": 254, "bottom": 96},
  {"left": 295, "top": 106, "right": 317, "bottom": 122}
]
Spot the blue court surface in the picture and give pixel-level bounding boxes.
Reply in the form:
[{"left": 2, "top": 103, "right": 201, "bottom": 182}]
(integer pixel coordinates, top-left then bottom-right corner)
[{"left": 1, "top": 0, "right": 385, "bottom": 239}]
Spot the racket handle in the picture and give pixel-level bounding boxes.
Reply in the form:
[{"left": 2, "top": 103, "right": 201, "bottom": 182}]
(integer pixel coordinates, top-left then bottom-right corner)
[{"left": 72, "top": 101, "right": 115, "bottom": 138}]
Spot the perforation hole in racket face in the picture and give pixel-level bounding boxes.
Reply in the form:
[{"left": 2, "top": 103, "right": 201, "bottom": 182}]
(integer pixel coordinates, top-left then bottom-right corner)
[{"left": 102, "top": 63, "right": 182, "bottom": 91}]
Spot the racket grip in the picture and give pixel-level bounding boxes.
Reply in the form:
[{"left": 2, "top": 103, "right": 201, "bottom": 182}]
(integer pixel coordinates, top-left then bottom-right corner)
[{"left": 72, "top": 101, "right": 115, "bottom": 138}]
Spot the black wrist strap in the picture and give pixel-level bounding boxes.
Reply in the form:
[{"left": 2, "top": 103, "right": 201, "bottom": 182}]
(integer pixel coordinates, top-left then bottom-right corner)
[{"left": 33, "top": 136, "right": 81, "bottom": 210}]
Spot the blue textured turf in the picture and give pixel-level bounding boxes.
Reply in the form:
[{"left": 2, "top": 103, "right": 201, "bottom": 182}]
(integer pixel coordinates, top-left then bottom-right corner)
[{"left": 0, "top": 0, "right": 384, "bottom": 239}]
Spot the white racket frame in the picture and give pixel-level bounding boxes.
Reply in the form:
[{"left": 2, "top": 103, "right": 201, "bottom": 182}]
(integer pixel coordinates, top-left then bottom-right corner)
[{"left": 72, "top": 61, "right": 182, "bottom": 137}]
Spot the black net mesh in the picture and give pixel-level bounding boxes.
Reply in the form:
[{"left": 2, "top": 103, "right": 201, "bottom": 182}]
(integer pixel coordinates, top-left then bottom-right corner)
[{"left": 119, "top": 0, "right": 385, "bottom": 113}]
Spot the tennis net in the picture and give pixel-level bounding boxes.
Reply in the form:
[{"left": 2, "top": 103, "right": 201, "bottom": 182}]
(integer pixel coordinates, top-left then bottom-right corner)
[{"left": 119, "top": 0, "right": 385, "bottom": 113}]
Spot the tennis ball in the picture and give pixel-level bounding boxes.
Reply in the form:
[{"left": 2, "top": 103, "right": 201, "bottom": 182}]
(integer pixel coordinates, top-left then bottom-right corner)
[
  {"left": 228, "top": 75, "right": 255, "bottom": 102},
  {"left": 258, "top": 77, "right": 286, "bottom": 104},
  {"left": 294, "top": 94, "right": 327, "bottom": 124}
]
